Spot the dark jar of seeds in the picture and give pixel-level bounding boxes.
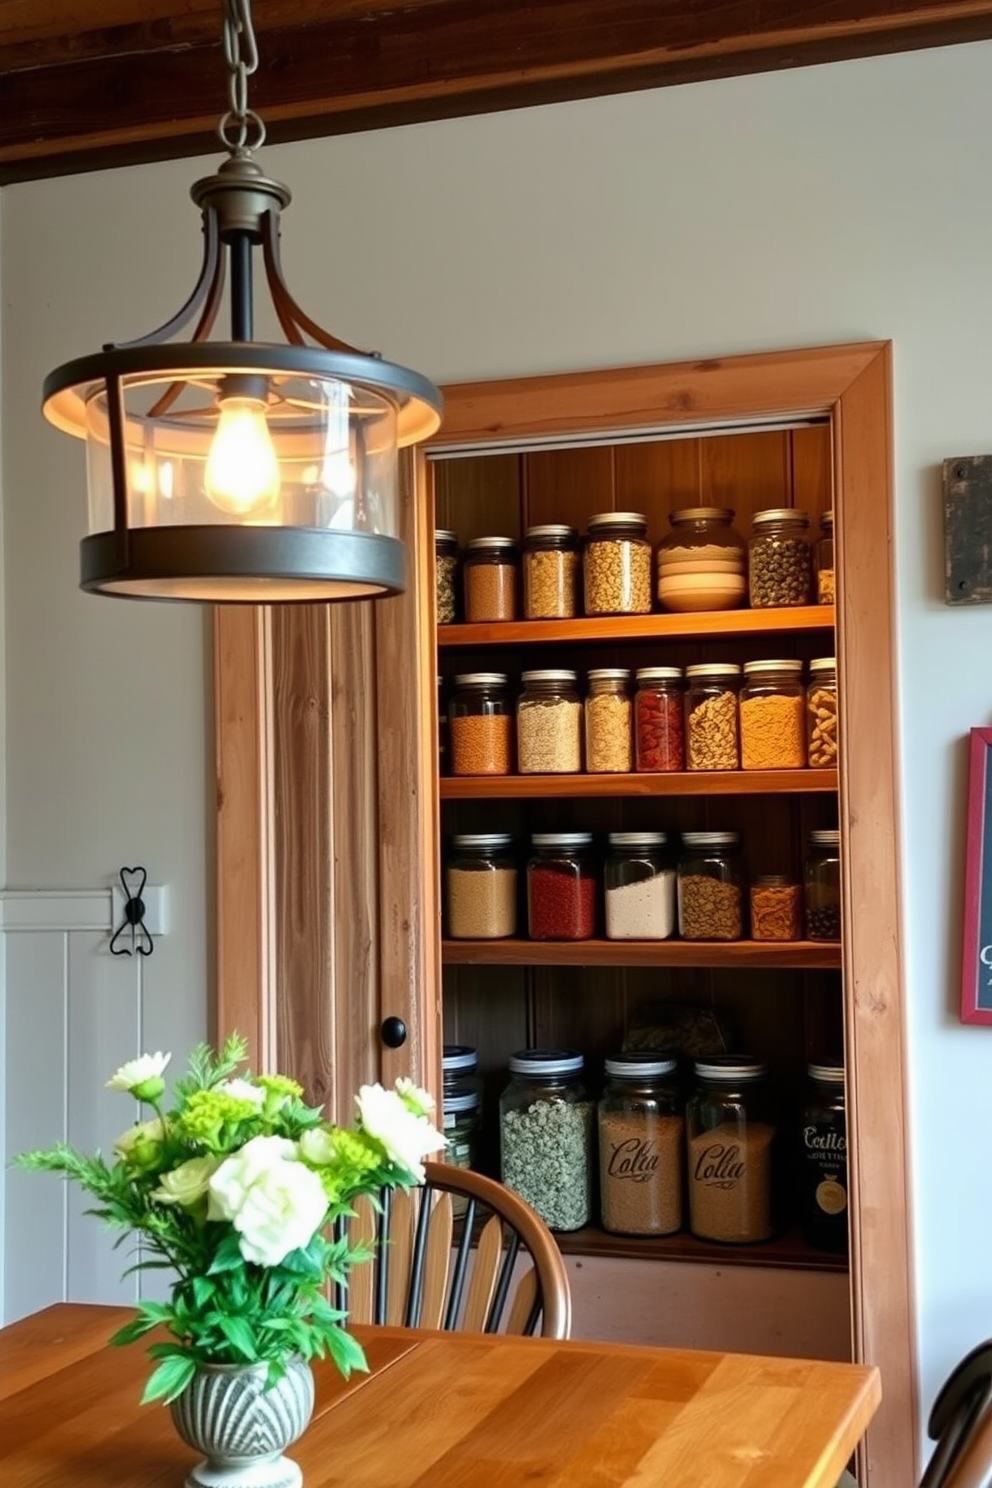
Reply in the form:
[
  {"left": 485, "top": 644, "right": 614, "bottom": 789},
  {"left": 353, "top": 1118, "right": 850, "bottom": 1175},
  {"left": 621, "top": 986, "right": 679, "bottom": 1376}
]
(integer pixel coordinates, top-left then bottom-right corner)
[
  {"left": 685, "top": 663, "right": 741, "bottom": 771},
  {"left": 798, "top": 1062, "right": 848, "bottom": 1254},
  {"left": 582, "top": 512, "right": 653, "bottom": 616},
  {"left": 686, "top": 1056, "right": 778, "bottom": 1244},
  {"left": 445, "top": 833, "right": 517, "bottom": 939},
  {"left": 463, "top": 536, "right": 518, "bottom": 622},
  {"left": 804, "top": 829, "right": 842, "bottom": 940},
  {"left": 527, "top": 832, "right": 596, "bottom": 940},
  {"left": 816, "top": 511, "right": 835, "bottom": 605},
  {"left": 598, "top": 1054, "right": 684, "bottom": 1236},
  {"left": 523, "top": 524, "right": 579, "bottom": 619},
  {"left": 449, "top": 673, "right": 513, "bottom": 776},
  {"left": 635, "top": 666, "right": 685, "bottom": 772},
  {"left": 677, "top": 831, "right": 744, "bottom": 941},
  {"left": 435, "top": 529, "right": 459, "bottom": 624},
  {"left": 499, "top": 1050, "right": 594, "bottom": 1231},
  {"left": 738, "top": 659, "right": 806, "bottom": 770},
  {"left": 748, "top": 508, "right": 813, "bottom": 608}
]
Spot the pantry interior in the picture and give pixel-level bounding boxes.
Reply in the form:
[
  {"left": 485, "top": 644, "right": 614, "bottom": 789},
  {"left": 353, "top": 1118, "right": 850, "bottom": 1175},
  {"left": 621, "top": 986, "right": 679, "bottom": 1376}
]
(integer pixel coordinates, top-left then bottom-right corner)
[{"left": 213, "top": 340, "right": 914, "bottom": 1487}]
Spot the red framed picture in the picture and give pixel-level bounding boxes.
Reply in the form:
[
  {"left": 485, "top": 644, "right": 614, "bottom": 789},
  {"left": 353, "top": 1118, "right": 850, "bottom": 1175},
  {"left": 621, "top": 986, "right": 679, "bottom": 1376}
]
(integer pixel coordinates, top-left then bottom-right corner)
[{"left": 961, "top": 727, "right": 992, "bottom": 1023}]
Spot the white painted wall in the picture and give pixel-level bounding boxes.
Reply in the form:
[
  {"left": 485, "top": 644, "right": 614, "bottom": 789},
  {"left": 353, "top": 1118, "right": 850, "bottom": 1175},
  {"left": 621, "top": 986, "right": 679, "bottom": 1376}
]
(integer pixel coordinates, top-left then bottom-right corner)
[{"left": 4, "top": 34, "right": 992, "bottom": 1437}]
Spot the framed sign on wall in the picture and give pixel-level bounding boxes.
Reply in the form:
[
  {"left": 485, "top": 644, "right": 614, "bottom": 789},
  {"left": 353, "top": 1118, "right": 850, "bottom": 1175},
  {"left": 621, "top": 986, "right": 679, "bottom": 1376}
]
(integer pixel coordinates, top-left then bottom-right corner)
[{"left": 961, "top": 727, "right": 992, "bottom": 1023}]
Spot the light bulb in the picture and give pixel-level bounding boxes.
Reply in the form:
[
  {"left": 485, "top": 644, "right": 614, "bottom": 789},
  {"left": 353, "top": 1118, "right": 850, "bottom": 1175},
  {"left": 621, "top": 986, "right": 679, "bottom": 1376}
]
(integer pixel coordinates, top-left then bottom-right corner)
[{"left": 204, "top": 395, "right": 280, "bottom": 516}]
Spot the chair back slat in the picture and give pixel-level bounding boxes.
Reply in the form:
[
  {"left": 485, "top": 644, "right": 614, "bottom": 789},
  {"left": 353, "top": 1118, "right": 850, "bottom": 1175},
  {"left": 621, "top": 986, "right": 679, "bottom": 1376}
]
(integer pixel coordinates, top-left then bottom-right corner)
[
  {"left": 504, "top": 1265, "right": 539, "bottom": 1336},
  {"left": 485, "top": 1232, "right": 522, "bottom": 1332},
  {"left": 460, "top": 1213, "right": 503, "bottom": 1333},
  {"left": 342, "top": 1192, "right": 378, "bottom": 1326},
  {"left": 384, "top": 1187, "right": 415, "bottom": 1326},
  {"left": 419, "top": 1192, "right": 454, "bottom": 1330}
]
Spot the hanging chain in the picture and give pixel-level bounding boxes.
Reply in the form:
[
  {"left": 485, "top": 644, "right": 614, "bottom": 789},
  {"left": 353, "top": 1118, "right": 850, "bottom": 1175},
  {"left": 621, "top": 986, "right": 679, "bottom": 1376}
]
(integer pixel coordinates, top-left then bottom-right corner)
[{"left": 217, "top": 0, "right": 266, "bottom": 155}]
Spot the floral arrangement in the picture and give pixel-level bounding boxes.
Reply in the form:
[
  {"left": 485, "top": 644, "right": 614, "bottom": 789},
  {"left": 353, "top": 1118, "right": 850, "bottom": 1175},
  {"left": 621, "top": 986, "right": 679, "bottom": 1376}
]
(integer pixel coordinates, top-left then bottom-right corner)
[{"left": 15, "top": 1034, "right": 444, "bottom": 1404}]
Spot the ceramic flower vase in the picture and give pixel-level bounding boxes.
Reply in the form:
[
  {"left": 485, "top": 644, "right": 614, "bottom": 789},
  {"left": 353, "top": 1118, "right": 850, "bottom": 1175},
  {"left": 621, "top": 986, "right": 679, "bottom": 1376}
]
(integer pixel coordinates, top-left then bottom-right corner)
[{"left": 170, "top": 1357, "right": 315, "bottom": 1488}]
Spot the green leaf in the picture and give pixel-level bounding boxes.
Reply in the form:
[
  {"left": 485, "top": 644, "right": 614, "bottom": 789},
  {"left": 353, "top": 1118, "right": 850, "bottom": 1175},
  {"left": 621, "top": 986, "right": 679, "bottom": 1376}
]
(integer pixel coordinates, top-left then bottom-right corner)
[
  {"left": 191, "top": 1275, "right": 217, "bottom": 1310},
  {"left": 217, "top": 1314, "right": 260, "bottom": 1361},
  {"left": 141, "top": 1353, "right": 198, "bottom": 1406},
  {"left": 324, "top": 1326, "right": 368, "bottom": 1379},
  {"left": 207, "top": 1232, "right": 245, "bottom": 1274}
]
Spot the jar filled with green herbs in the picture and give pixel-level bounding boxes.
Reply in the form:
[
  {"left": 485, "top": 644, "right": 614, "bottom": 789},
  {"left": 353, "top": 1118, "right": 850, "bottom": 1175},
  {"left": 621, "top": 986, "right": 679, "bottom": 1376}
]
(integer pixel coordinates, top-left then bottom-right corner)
[{"left": 499, "top": 1050, "right": 593, "bottom": 1231}]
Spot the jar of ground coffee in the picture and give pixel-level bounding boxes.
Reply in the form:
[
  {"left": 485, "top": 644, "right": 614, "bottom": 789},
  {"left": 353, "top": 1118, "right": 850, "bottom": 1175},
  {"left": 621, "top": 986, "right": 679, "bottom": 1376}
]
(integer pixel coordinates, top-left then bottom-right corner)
[
  {"left": 799, "top": 1062, "right": 848, "bottom": 1254},
  {"left": 598, "top": 1055, "right": 683, "bottom": 1236},
  {"left": 686, "top": 1056, "right": 777, "bottom": 1244}
]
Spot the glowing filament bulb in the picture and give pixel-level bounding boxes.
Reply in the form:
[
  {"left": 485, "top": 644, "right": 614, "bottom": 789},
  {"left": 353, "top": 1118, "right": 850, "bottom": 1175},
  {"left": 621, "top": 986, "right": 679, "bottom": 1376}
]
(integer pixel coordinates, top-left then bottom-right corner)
[{"left": 204, "top": 394, "right": 280, "bottom": 516}]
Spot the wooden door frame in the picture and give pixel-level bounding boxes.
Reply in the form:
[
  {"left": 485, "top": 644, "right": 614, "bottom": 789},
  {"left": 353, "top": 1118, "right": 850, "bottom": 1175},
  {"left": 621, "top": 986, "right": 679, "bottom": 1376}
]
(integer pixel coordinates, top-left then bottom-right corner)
[{"left": 214, "top": 339, "right": 915, "bottom": 1488}]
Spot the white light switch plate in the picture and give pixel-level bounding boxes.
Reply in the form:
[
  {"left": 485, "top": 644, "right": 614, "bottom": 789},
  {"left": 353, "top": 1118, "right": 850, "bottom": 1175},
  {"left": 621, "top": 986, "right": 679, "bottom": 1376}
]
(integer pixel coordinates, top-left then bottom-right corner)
[{"left": 111, "top": 883, "right": 169, "bottom": 937}]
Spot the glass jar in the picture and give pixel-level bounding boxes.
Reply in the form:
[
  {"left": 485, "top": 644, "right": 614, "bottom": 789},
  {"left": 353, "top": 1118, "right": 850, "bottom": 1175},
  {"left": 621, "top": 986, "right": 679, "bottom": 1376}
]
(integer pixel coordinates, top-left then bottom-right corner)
[
  {"left": 677, "top": 831, "right": 744, "bottom": 941},
  {"left": 748, "top": 508, "right": 813, "bottom": 608},
  {"left": 445, "top": 833, "right": 517, "bottom": 939},
  {"left": 582, "top": 512, "right": 653, "bottom": 616},
  {"left": 815, "top": 511, "right": 835, "bottom": 605},
  {"left": 435, "top": 529, "right": 459, "bottom": 625},
  {"left": 449, "top": 672, "right": 512, "bottom": 776},
  {"left": 749, "top": 875, "right": 802, "bottom": 941},
  {"left": 686, "top": 1056, "right": 777, "bottom": 1243},
  {"left": 443, "top": 1090, "right": 481, "bottom": 1178},
  {"left": 604, "top": 832, "right": 676, "bottom": 940},
  {"left": 585, "top": 668, "right": 632, "bottom": 773},
  {"left": 598, "top": 1054, "right": 684, "bottom": 1236},
  {"left": 463, "top": 536, "right": 518, "bottom": 622},
  {"left": 442, "top": 1044, "right": 483, "bottom": 1105},
  {"left": 499, "top": 1050, "right": 594, "bottom": 1231},
  {"left": 684, "top": 662, "right": 741, "bottom": 771},
  {"left": 738, "top": 659, "right": 806, "bottom": 770},
  {"left": 527, "top": 832, "right": 596, "bottom": 940},
  {"left": 799, "top": 1062, "right": 849, "bottom": 1254},
  {"left": 655, "top": 507, "right": 746, "bottom": 613},
  {"left": 437, "top": 676, "right": 448, "bottom": 775},
  {"left": 806, "top": 657, "right": 838, "bottom": 768},
  {"left": 517, "top": 669, "right": 582, "bottom": 774},
  {"left": 523, "top": 524, "right": 579, "bottom": 620},
  {"left": 805, "top": 829, "right": 841, "bottom": 940},
  {"left": 634, "top": 666, "right": 685, "bottom": 772}
]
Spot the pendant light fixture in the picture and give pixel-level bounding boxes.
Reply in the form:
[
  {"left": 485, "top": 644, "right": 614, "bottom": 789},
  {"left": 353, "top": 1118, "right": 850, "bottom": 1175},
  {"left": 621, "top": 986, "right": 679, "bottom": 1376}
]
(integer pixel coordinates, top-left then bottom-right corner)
[{"left": 41, "top": 0, "right": 442, "bottom": 603}]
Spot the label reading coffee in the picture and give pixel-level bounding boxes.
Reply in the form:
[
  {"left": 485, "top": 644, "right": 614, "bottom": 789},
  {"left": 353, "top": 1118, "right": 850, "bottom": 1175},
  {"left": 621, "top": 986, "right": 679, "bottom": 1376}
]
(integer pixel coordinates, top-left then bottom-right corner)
[{"left": 800, "top": 1117, "right": 848, "bottom": 1253}]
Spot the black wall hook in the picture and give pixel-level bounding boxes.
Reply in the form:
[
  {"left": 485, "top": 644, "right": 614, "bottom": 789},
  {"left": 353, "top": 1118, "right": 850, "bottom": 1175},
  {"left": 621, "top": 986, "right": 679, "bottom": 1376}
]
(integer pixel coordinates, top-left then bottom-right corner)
[{"left": 110, "top": 866, "right": 154, "bottom": 957}]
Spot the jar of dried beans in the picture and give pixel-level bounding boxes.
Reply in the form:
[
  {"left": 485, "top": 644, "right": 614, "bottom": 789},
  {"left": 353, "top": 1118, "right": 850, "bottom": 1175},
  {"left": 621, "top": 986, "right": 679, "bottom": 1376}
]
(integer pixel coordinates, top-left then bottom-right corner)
[
  {"left": 463, "top": 536, "right": 518, "bottom": 622},
  {"left": 799, "top": 1061, "right": 848, "bottom": 1254},
  {"left": 806, "top": 657, "right": 838, "bottom": 768},
  {"left": 435, "top": 529, "right": 459, "bottom": 624},
  {"left": 815, "top": 511, "right": 835, "bottom": 605},
  {"left": 523, "top": 524, "right": 579, "bottom": 619},
  {"left": 585, "top": 668, "right": 632, "bottom": 773},
  {"left": 677, "top": 831, "right": 744, "bottom": 941},
  {"left": 634, "top": 666, "right": 685, "bottom": 771},
  {"left": 685, "top": 662, "right": 741, "bottom": 771},
  {"left": 517, "top": 669, "right": 582, "bottom": 774},
  {"left": 747, "top": 508, "right": 813, "bottom": 608},
  {"left": 598, "top": 1054, "right": 684, "bottom": 1236},
  {"left": 738, "top": 659, "right": 806, "bottom": 770},
  {"left": 749, "top": 875, "right": 802, "bottom": 941},
  {"left": 445, "top": 833, "right": 517, "bottom": 939},
  {"left": 604, "top": 832, "right": 676, "bottom": 940},
  {"left": 449, "top": 673, "right": 512, "bottom": 776},
  {"left": 655, "top": 507, "right": 746, "bottom": 613},
  {"left": 686, "top": 1056, "right": 778, "bottom": 1244},
  {"left": 582, "top": 512, "right": 653, "bottom": 616},
  {"left": 499, "top": 1049, "right": 593, "bottom": 1231},
  {"left": 804, "top": 829, "right": 841, "bottom": 940},
  {"left": 527, "top": 832, "right": 596, "bottom": 940}
]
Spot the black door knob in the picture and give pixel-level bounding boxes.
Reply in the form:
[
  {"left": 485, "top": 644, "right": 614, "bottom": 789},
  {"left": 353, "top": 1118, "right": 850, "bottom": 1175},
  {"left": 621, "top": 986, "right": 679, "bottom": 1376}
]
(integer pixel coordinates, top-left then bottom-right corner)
[{"left": 380, "top": 1016, "right": 407, "bottom": 1049}]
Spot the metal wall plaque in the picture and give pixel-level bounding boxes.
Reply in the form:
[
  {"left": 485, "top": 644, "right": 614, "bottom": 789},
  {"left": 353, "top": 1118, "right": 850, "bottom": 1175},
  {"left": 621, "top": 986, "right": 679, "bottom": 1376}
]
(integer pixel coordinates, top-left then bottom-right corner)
[{"left": 944, "top": 455, "right": 992, "bottom": 604}]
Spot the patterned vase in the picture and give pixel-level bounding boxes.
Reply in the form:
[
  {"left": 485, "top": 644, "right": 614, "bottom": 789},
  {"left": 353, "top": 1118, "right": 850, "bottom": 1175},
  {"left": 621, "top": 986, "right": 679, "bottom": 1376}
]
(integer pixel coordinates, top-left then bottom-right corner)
[{"left": 169, "top": 1356, "right": 315, "bottom": 1488}]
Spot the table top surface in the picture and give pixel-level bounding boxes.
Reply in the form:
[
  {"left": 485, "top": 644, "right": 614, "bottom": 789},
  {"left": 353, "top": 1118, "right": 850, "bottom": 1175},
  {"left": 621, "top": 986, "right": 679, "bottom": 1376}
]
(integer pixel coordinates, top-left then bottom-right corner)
[{"left": 1, "top": 1303, "right": 880, "bottom": 1488}]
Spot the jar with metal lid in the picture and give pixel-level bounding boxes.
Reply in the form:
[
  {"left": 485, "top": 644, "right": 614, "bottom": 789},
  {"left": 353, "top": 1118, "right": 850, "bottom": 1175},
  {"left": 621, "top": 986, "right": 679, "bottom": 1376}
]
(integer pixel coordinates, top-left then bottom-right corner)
[
  {"left": 799, "top": 1062, "right": 848, "bottom": 1254},
  {"left": 523, "top": 524, "right": 579, "bottom": 619},
  {"left": 582, "top": 511, "right": 653, "bottom": 616},
  {"left": 815, "top": 511, "right": 835, "bottom": 605},
  {"left": 463, "top": 536, "right": 518, "bottom": 622},
  {"left": 748, "top": 508, "right": 813, "bottom": 608},
  {"left": 527, "top": 832, "right": 596, "bottom": 940},
  {"left": 685, "top": 662, "right": 741, "bottom": 771},
  {"left": 634, "top": 666, "right": 685, "bottom": 772},
  {"left": 449, "top": 672, "right": 512, "bottom": 776},
  {"left": 738, "top": 659, "right": 806, "bottom": 770},
  {"left": 806, "top": 657, "right": 838, "bottom": 768},
  {"left": 686, "top": 1056, "right": 777, "bottom": 1244},
  {"left": 517, "top": 669, "right": 582, "bottom": 774},
  {"left": 805, "top": 829, "right": 841, "bottom": 940},
  {"left": 678, "top": 831, "right": 743, "bottom": 941},
  {"left": 499, "top": 1050, "right": 594, "bottom": 1231},
  {"left": 749, "top": 875, "right": 802, "bottom": 941},
  {"left": 656, "top": 507, "right": 746, "bottom": 613},
  {"left": 598, "top": 1055, "right": 684, "bottom": 1236},
  {"left": 445, "top": 833, "right": 517, "bottom": 939},
  {"left": 604, "top": 832, "right": 676, "bottom": 940},
  {"left": 585, "top": 668, "right": 632, "bottom": 773},
  {"left": 442, "top": 1044, "right": 483, "bottom": 1104},
  {"left": 435, "top": 529, "right": 459, "bottom": 624}
]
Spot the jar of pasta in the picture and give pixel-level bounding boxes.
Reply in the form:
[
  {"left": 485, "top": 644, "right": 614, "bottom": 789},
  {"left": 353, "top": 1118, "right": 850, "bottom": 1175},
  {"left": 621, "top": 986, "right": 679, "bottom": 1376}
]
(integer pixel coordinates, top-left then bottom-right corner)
[
  {"left": 449, "top": 673, "right": 512, "bottom": 776},
  {"left": 684, "top": 662, "right": 741, "bottom": 771},
  {"left": 686, "top": 1056, "right": 777, "bottom": 1244},
  {"left": 599, "top": 1055, "right": 683, "bottom": 1236},
  {"left": 656, "top": 507, "right": 746, "bottom": 612},
  {"left": 445, "top": 833, "right": 517, "bottom": 939},
  {"left": 749, "top": 875, "right": 802, "bottom": 941},
  {"left": 815, "top": 511, "right": 835, "bottom": 605},
  {"left": 634, "top": 666, "right": 685, "bottom": 772},
  {"left": 677, "top": 831, "right": 744, "bottom": 941},
  {"left": 806, "top": 658, "right": 838, "bottom": 768},
  {"left": 738, "top": 659, "right": 806, "bottom": 770},
  {"left": 582, "top": 512, "right": 653, "bottom": 616},
  {"left": 747, "top": 509, "right": 812, "bottom": 608},
  {"left": 517, "top": 669, "right": 582, "bottom": 774},
  {"left": 463, "top": 536, "right": 518, "bottom": 622},
  {"left": 585, "top": 668, "right": 632, "bottom": 773},
  {"left": 523, "top": 524, "right": 579, "bottom": 619}
]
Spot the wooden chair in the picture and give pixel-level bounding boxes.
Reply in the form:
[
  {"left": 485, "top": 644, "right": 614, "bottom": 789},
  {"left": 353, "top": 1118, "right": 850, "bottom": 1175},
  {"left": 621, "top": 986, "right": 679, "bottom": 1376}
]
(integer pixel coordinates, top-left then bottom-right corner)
[
  {"left": 334, "top": 1161, "right": 571, "bottom": 1339},
  {"left": 920, "top": 1342, "right": 992, "bottom": 1488}
]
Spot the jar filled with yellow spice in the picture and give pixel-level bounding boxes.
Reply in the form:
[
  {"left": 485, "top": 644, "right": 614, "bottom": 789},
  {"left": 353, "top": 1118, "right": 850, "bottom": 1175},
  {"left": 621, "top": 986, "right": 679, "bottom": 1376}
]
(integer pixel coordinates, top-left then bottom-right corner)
[{"left": 738, "top": 659, "right": 806, "bottom": 770}]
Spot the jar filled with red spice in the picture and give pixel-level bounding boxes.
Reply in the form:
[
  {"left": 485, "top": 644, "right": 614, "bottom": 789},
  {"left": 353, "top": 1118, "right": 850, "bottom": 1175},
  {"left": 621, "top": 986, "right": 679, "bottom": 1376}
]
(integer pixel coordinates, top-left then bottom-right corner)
[
  {"left": 527, "top": 832, "right": 596, "bottom": 940},
  {"left": 634, "top": 666, "right": 685, "bottom": 771}
]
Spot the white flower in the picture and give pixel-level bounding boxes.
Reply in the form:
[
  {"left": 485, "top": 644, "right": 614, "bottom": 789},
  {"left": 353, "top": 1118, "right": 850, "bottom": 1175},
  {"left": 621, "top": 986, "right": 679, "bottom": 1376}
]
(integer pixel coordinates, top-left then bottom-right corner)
[
  {"left": 395, "top": 1077, "right": 436, "bottom": 1118},
  {"left": 215, "top": 1078, "right": 265, "bottom": 1107},
  {"left": 153, "top": 1156, "right": 220, "bottom": 1208},
  {"left": 106, "top": 1051, "right": 171, "bottom": 1098},
  {"left": 113, "top": 1118, "right": 166, "bottom": 1164},
  {"left": 356, "top": 1083, "right": 446, "bottom": 1182},
  {"left": 298, "top": 1127, "right": 338, "bottom": 1166},
  {"left": 207, "top": 1135, "right": 328, "bottom": 1266}
]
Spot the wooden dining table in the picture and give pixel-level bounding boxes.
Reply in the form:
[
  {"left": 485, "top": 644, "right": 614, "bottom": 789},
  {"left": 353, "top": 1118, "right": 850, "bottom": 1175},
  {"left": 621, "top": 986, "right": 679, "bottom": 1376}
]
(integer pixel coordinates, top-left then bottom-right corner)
[{"left": 1, "top": 1303, "right": 880, "bottom": 1487}]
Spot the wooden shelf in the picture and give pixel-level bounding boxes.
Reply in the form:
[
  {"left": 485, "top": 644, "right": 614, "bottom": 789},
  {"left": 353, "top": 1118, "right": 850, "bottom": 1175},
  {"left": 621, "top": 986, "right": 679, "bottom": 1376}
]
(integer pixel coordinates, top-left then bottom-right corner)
[
  {"left": 554, "top": 1223, "right": 848, "bottom": 1273},
  {"left": 441, "top": 768, "right": 837, "bottom": 799},
  {"left": 437, "top": 605, "right": 834, "bottom": 649},
  {"left": 442, "top": 938, "right": 841, "bottom": 968}
]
